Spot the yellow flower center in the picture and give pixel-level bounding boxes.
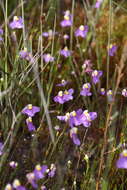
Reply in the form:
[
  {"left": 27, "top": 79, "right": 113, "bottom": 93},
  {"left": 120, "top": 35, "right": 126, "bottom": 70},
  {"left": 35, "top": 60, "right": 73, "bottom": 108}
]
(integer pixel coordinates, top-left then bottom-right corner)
[
  {"left": 83, "top": 84, "right": 89, "bottom": 89},
  {"left": 64, "top": 47, "right": 68, "bottom": 51},
  {"left": 24, "top": 47, "right": 27, "bottom": 52},
  {"left": 71, "top": 127, "right": 78, "bottom": 134},
  {"left": 58, "top": 91, "right": 63, "bottom": 96},
  {"left": 79, "top": 25, "right": 84, "bottom": 31},
  {"left": 65, "top": 112, "right": 70, "bottom": 120},
  {"left": 35, "top": 164, "right": 42, "bottom": 171},
  {"left": 123, "top": 89, "right": 126, "bottom": 93},
  {"left": 83, "top": 110, "right": 91, "bottom": 121},
  {"left": 93, "top": 70, "right": 98, "bottom": 76},
  {"left": 64, "top": 90, "right": 69, "bottom": 95},
  {"left": 5, "top": 184, "right": 12, "bottom": 190},
  {"left": 50, "top": 163, "right": 55, "bottom": 170},
  {"left": 27, "top": 104, "right": 33, "bottom": 110},
  {"left": 82, "top": 64, "right": 87, "bottom": 69},
  {"left": 47, "top": 54, "right": 51, "bottom": 58},
  {"left": 65, "top": 10, "right": 70, "bottom": 15},
  {"left": 101, "top": 88, "right": 105, "bottom": 92},
  {"left": 14, "top": 16, "right": 19, "bottom": 21},
  {"left": 61, "top": 79, "right": 65, "bottom": 84},
  {"left": 13, "top": 179, "right": 21, "bottom": 187},
  {"left": 46, "top": 169, "right": 49, "bottom": 173},
  {"left": 122, "top": 150, "right": 127, "bottom": 157},
  {"left": 27, "top": 117, "right": 32, "bottom": 122},
  {"left": 64, "top": 15, "right": 69, "bottom": 20},
  {"left": 107, "top": 90, "right": 112, "bottom": 95},
  {"left": 71, "top": 111, "right": 76, "bottom": 117},
  {"left": 109, "top": 44, "right": 113, "bottom": 49}
]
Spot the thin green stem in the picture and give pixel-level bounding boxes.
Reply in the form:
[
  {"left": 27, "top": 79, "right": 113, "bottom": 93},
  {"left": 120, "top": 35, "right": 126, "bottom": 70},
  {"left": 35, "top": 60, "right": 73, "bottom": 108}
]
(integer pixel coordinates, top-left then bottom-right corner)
[
  {"left": 5, "top": 0, "right": 8, "bottom": 89},
  {"left": 21, "top": 0, "right": 26, "bottom": 47},
  {"left": 107, "top": 0, "right": 112, "bottom": 90}
]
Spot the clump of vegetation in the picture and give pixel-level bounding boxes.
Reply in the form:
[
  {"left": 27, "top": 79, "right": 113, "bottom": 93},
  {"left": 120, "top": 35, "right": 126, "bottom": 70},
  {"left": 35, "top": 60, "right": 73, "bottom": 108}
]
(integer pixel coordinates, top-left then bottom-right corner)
[{"left": 0, "top": 0, "right": 127, "bottom": 189}]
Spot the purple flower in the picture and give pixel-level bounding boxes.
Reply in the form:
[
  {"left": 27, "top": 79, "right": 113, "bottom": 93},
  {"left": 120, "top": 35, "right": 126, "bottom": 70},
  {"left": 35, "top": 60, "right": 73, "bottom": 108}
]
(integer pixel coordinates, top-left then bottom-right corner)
[
  {"left": 70, "top": 127, "right": 81, "bottom": 146},
  {"left": 0, "top": 28, "right": 3, "bottom": 35},
  {"left": 122, "top": 89, "right": 127, "bottom": 97},
  {"left": 116, "top": 150, "right": 127, "bottom": 169},
  {"left": 34, "top": 164, "right": 48, "bottom": 180},
  {"left": 54, "top": 125, "right": 60, "bottom": 131},
  {"left": 42, "top": 30, "right": 57, "bottom": 39},
  {"left": 95, "top": 0, "right": 103, "bottom": 8},
  {"left": 57, "top": 109, "right": 97, "bottom": 128},
  {"left": 108, "top": 44, "right": 117, "bottom": 56},
  {"left": 26, "top": 117, "right": 36, "bottom": 131},
  {"left": 60, "top": 10, "right": 72, "bottom": 27},
  {"left": 21, "top": 104, "right": 40, "bottom": 117},
  {"left": 100, "top": 88, "right": 105, "bottom": 95},
  {"left": 69, "top": 110, "right": 83, "bottom": 127},
  {"left": 107, "top": 90, "right": 112, "bottom": 96},
  {"left": 9, "top": 16, "right": 23, "bottom": 29},
  {"left": 107, "top": 90, "right": 113, "bottom": 102},
  {"left": 80, "top": 83, "right": 92, "bottom": 96},
  {"left": 19, "top": 50, "right": 28, "bottom": 59},
  {"left": 13, "top": 179, "right": 26, "bottom": 190},
  {"left": 91, "top": 70, "right": 103, "bottom": 84},
  {"left": 48, "top": 164, "right": 56, "bottom": 178},
  {"left": 0, "top": 28, "right": 3, "bottom": 42},
  {"left": 19, "top": 48, "right": 33, "bottom": 62},
  {"left": 0, "top": 36, "right": 3, "bottom": 42},
  {"left": 60, "top": 47, "right": 71, "bottom": 57},
  {"left": 0, "top": 142, "right": 4, "bottom": 156},
  {"left": 63, "top": 34, "right": 69, "bottom": 40},
  {"left": 42, "top": 32, "right": 49, "bottom": 37},
  {"left": 54, "top": 89, "right": 74, "bottom": 104},
  {"left": 5, "top": 184, "right": 13, "bottom": 190},
  {"left": 56, "top": 79, "right": 68, "bottom": 87},
  {"left": 57, "top": 114, "right": 69, "bottom": 122},
  {"left": 57, "top": 109, "right": 97, "bottom": 145},
  {"left": 80, "top": 110, "right": 97, "bottom": 127},
  {"left": 43, "top": 54, "right": 54, "bottom": 63},
  {"left": 26, "top": 172, "right": 38, "bottom": 189},
  {"left": 41, "top": 186, "right": 47, "bottom": 190},
  {"left": 57, "top": 109, "right": 82, "bottom": 128},
  {"left": 75, "top": 25, "right": 88, "bottom": 38},
  {"left": 63, "top": 90, "right": 74, "bottom": 103},
  {"left": 9, "top": 161, "right": 18, "bottom": 169},
  {"left": 82, "top": 60, "right": 93, "bottom": 73}
]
